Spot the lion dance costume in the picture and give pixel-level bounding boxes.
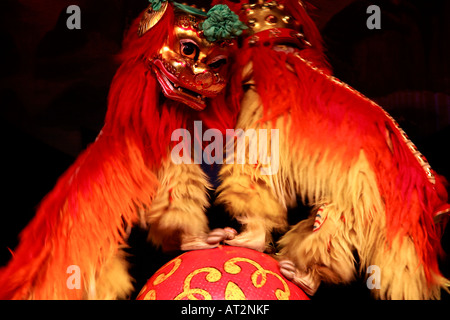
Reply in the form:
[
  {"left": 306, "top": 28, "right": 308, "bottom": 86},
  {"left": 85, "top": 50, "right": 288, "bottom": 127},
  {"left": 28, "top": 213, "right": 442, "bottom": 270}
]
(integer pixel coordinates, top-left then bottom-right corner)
[
  {"left": 212, "top": 0, "right": 450, "bottom": 299},
  {"left": 0, "top": 1, "right": 245, "bottom": 299}
]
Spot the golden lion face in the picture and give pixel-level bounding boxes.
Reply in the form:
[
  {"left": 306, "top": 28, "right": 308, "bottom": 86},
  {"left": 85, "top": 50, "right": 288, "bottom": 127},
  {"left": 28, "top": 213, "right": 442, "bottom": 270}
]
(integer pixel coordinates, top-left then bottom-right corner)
[{"left": 151, "top": 12, "right": 232, "bottom": 110}]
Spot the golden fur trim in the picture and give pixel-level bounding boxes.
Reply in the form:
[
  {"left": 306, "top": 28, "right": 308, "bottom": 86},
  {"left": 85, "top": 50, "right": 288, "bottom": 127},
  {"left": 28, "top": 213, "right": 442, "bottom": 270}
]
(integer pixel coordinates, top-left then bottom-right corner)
[{"left": 145, "top": 156, "right": 212, "bottom": 250}]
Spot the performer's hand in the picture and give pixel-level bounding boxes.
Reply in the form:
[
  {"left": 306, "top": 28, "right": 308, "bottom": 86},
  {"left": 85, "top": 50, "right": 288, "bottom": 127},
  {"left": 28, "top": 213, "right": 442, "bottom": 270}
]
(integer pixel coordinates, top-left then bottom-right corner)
[
  {"left": 206, "top": 228, "right": 237, "bottom": 245},
  {"left": 223, "top": 229, "right": 266, "bottom": 252},
  {"left": 206, "top": 226, "right": 266, "bottom": 252},
  {"left": 180, "top": 234, "right": 224, "bottom": 251},
  {"left": 279, "top": 259, "right": 320, "bottom": 296}
]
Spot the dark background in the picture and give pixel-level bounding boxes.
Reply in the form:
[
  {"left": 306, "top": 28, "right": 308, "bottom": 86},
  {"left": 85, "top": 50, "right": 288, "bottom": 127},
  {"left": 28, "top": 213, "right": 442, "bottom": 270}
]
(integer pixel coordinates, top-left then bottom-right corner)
[{"left": 0, "top": 0, "right": 448, "bottom": 300}]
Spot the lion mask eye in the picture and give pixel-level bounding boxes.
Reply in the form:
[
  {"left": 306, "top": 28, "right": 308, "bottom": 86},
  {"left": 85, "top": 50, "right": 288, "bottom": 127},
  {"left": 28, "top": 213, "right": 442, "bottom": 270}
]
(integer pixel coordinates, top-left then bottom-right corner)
[{"left": 180, "top": 39, "right": 200, "bottom": 61}]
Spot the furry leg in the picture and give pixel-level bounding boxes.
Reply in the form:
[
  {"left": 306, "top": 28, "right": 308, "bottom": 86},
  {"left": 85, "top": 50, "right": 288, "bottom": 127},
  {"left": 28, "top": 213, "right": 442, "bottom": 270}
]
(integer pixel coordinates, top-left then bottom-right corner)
[
  {"left": 144, "top": 158, "right": 213, "bottom": 251},
  {"left": 366, "top": 224, "right": 449, "bottom": 299},
  {"left": 216, "top": 85, "right": 292, "bottom": 251},
  {"left": 87, "top": 248, "right": 134, "bottom": 299},
  {"left": 278, "top": 204, "right": 357, "bottom": 288},
  {"left": 216, "top": 160, "right": 288, "bottom": 251}
]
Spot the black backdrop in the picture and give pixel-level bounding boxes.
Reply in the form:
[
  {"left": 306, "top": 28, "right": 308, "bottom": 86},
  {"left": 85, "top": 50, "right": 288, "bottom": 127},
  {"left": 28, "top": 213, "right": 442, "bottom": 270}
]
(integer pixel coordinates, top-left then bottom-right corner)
[{"left": 0, "top": 0, "right": 448, "bottom": 301}]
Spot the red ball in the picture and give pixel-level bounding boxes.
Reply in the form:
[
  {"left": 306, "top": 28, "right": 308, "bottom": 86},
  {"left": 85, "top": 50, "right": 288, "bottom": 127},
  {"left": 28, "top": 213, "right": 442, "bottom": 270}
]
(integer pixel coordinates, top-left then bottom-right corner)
[{"left": 136, "top": 245, "right": 309, "bottom": 300}]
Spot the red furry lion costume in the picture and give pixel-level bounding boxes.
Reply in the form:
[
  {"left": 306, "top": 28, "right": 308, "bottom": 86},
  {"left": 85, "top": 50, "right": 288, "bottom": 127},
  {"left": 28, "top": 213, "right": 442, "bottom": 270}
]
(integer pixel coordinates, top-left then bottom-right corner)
[
  {"left": 209, "top": 0, "right": 450, "bottom": 299},
  {"left": 0, "top": 1, "right": 245, "bottom": 299}
]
